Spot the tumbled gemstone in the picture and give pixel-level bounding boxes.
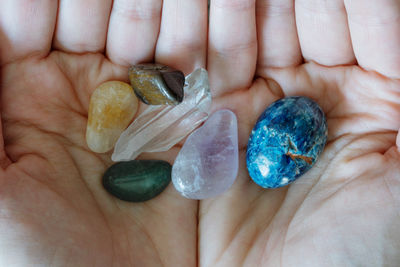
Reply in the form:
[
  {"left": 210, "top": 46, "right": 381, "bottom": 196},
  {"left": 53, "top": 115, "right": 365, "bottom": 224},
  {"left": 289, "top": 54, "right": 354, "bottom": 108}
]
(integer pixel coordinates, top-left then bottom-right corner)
[
  {"left": 112, "top": 68, "right": 212, "bottom": 161},
  {"left": 172, "top": 110, "right": 239, "bottom": 199},
  {"left": 129, "top": 63, "right": 185, "bottom": 105},
  {"left": 103, "top": 160, "right": 171, "bottom": 202},
  {"left": 246, "top": 96, "right": 327, "bottom": 188},
  {"left": 86, "top": 81, "right": 138, "bottom": 153}
]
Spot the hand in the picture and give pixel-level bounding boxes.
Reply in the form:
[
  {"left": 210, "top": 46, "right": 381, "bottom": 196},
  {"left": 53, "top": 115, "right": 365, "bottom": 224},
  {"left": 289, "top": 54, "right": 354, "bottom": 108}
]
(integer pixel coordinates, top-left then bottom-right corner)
[
  {"left": 202, "top": 0, "right": 400, "bottom": 266},
  {"left": 0, "top": 1, "right": 399, "bottom": 267},
  {"left": 0, "top": 1, "right": 200, "bottom": 266}
]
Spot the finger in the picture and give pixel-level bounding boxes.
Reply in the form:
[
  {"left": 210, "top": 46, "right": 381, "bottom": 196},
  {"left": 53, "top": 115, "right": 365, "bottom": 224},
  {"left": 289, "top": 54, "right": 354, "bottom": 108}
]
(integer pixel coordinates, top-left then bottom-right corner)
[
  {"left": 155, "top": 0, "right": 208, "bottom": 74},
  {"left": 53, "top": 0, "right": 112, "bottom": 53},
  {"left": 208, "top": 0, "right": 257, "bottom": 96},
  {"left": 345, "top": 0, "right": 400, "bottom": 79},
  {"left": 295, "top": 0, "right": 355, "bottom": 66},
  {"left": 256, "top": 0, "right": 302, "bottom": 68},
  {"left": 0, "top": 0, "right": 58, "bottom": 64},
  {"left": 106, "top": 0, "right": 163, "bottom": 66}
]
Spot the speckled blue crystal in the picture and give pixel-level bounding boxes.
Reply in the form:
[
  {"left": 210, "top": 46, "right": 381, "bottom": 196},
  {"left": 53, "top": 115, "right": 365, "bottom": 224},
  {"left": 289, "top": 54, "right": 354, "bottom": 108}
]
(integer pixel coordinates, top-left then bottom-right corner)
[{"left": 246, "top": 96, "right": 327, "bottom": 188}]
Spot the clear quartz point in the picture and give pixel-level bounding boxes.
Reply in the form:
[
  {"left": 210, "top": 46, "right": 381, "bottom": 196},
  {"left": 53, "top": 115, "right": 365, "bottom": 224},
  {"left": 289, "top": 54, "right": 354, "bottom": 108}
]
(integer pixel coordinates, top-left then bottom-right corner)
[{"left": 112, "top": 68, "right": 212, "bottom": 161}]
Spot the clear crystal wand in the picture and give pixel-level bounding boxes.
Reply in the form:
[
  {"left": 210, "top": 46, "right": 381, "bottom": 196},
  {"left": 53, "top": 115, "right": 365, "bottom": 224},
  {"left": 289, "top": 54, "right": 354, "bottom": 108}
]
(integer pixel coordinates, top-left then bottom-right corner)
[{"left": 112, "top": 68, "right": 212, "bottom": 161}]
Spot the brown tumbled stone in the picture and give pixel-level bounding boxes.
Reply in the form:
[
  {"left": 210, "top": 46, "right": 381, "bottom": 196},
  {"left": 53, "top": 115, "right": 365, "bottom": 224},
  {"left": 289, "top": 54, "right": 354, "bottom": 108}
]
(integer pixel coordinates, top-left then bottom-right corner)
[{"left": 129, "top": 64, "right": 185, "bottom": 105}]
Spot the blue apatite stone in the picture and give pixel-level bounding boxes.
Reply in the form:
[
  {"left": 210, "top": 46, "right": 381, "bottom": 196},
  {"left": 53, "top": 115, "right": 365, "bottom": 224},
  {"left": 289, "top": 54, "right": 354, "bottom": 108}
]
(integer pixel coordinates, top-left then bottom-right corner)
[{"left": 246, "top": 96, "right": 327, "bottom": 188}]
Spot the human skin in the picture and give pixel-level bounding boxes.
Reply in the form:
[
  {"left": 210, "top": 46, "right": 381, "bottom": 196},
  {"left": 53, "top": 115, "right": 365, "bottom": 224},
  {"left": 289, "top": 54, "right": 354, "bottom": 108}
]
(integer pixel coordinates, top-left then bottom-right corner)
[{"left": 0, "top": 0, "right": 399, "bottom": 266}]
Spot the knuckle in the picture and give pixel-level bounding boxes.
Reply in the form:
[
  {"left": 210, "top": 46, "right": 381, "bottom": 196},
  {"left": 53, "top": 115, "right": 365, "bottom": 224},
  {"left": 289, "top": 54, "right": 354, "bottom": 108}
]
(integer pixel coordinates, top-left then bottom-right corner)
[
  {"left": 213, "top": 0, "right": 256, "bottom": 11},
  {"left": 112, "top": 0, "right": 162, "bottom": 20}
]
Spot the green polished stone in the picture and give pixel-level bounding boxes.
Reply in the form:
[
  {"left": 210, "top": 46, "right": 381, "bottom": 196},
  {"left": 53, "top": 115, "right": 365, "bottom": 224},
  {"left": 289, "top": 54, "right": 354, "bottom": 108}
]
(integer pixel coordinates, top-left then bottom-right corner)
[{"left": 103, "top": 160, "right": 171, "bottom": 202}]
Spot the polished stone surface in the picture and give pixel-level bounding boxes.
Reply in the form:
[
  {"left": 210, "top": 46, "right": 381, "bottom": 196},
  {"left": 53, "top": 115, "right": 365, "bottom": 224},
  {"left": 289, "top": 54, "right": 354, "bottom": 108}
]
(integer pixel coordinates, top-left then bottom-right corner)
[
  {"left": 112, "top": 68, "right": 212, "bottom": 161},
  {"left": 86, "top": 81, "right": 138, "bottom": 153},
  {"left": 129, "top": 64, "right": 184, "bottom": 105},
  {"left": 172, "top": 110, "right": 238, "bottom": 199},
  {"left": 246, "top": 96, "right": 327, "bottom": 188},
  {"left": 103, "top": 160, "right": 171, "bottom": 202}
]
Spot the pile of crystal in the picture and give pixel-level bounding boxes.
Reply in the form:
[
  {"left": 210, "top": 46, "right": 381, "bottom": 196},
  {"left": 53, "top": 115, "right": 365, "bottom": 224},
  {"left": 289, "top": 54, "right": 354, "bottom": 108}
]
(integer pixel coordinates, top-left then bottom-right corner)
[
  {"left": 172, "top": 110, "right": 239, "bottom": 199},
  {"left": 112, "top": 68, "right": 212, "bottom": 161}
]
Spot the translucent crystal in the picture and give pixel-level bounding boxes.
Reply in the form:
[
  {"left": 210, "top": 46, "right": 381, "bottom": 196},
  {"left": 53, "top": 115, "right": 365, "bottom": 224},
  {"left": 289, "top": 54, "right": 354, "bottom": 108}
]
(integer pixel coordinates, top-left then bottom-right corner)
[
  {"left": 172, "top": 110, "right": 239, "bottom": 199},
  {"left": 112, "top": 68, "right": 212, "bottom": 161},
  {"left": 86, "top": 81, "right": 139, "bottom": 153}
]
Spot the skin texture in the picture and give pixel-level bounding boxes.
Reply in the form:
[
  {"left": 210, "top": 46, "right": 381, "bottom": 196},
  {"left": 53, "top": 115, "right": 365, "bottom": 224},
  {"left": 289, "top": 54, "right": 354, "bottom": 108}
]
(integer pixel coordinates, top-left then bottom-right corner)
[{"left": 0, "top": 0, "right": 399, "bottom": 266}]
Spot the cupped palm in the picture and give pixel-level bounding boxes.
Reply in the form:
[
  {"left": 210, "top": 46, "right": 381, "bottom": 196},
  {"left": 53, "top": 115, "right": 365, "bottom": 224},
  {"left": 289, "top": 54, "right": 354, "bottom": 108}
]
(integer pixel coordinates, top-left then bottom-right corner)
[{"left": 0, "top": 0, "right": 400, "bottom": 266}]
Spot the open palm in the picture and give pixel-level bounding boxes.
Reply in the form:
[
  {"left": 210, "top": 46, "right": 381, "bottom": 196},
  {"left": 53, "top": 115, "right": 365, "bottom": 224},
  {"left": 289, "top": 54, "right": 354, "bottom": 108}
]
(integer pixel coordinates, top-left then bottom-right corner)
[{"left": 0, "top": 0, "right": 399, "bottom": 266}]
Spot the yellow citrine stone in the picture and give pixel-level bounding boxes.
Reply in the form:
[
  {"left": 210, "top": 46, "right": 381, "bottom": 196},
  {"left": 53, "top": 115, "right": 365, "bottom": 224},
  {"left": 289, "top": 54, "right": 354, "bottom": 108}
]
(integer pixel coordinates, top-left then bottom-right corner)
[{"left": 86, "top": 81, "right": 139, "bottom": 153}]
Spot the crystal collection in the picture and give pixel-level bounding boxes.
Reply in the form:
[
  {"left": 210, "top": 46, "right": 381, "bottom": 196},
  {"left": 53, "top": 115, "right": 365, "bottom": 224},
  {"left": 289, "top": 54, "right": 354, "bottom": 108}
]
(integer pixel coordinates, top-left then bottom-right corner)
[{"left": 86, "top": 63, "right": 327, "bottom": 202}]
